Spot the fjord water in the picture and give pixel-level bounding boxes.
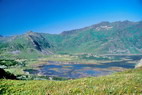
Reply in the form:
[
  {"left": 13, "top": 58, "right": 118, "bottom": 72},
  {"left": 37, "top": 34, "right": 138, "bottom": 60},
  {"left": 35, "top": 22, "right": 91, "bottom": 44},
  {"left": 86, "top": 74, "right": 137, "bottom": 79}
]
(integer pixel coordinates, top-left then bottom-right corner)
[{"left": 24, "top": 55, "right": 141, "bottom": 79}]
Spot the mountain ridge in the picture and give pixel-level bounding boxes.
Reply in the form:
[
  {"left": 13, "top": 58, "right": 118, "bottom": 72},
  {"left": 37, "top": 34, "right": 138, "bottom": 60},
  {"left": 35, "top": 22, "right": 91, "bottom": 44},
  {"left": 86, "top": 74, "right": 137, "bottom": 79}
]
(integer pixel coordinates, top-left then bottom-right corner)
[{"left": 0, "top": 20, "right": 142, "bottom": 58}]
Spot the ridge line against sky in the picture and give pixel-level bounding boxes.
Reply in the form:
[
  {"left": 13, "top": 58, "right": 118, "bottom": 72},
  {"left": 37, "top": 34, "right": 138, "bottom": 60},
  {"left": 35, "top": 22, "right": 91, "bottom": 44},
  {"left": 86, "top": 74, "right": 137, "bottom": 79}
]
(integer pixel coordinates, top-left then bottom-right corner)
[{"left": 0, "top": 0, "right": 142, "bottom": 36}]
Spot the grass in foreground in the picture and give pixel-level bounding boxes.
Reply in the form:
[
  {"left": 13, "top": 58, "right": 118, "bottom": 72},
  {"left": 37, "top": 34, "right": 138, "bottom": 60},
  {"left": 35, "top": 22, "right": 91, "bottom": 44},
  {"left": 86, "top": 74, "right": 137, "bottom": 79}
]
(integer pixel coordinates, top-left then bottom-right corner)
[{"left": 1, "top": 68, "right": 142, "bottom": 95}]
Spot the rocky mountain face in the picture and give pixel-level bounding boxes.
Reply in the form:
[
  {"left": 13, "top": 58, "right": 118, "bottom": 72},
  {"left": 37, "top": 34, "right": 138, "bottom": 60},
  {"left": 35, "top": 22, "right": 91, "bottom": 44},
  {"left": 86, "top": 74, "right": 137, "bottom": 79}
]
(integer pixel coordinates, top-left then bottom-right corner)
[{"left": 0, "top": 21, "right": 142, "bottom": 57}]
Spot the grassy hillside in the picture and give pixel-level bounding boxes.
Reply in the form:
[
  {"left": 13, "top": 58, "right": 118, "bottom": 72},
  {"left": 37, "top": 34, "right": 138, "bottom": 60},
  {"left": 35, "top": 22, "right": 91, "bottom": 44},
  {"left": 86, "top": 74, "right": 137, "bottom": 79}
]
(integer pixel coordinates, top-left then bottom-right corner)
[
  {"left": 1, "top": 68, "right": 142, "bottom": 95},
  {"left": 0, "top": 32, "right": 54, "bottom": 59},
  {"left": 0, "top": 21, "right": 142, "bottom": 59},
  {"left": 58, "top": 21, "right": 142, "bottom": 54}
]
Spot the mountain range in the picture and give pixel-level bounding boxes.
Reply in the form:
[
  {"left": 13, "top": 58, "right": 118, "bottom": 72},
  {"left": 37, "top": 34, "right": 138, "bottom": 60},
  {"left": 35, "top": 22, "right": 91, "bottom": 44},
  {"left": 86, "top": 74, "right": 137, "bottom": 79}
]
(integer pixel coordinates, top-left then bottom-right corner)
[{"left": 0, "top": 20, "right": 142, "bottom": 58}]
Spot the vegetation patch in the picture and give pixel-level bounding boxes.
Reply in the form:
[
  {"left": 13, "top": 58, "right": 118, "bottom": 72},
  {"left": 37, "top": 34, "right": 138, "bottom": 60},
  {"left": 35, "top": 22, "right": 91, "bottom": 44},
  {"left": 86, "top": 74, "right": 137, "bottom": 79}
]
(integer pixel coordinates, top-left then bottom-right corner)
[{"left": 1, "top": 68, "right": 142, "bottom": 95}]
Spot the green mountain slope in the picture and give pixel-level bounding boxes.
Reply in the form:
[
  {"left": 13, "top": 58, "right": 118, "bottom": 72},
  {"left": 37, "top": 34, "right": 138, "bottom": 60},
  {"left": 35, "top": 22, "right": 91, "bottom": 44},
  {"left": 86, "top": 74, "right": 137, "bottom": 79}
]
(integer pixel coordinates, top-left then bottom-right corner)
[
  {"left": 0, "top": 21, "right": 142, "bottom": 57},
  {"left": 0, "top": 32, "right": 54, "bottom": 59},
  {"left": 59, "top": 21, "right": 141, "bottom": 53}
]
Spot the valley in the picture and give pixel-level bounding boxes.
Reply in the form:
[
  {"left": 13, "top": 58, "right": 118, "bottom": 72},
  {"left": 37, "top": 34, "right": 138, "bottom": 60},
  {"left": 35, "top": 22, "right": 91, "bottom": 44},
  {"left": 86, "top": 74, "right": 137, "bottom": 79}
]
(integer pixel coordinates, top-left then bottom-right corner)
[
  {"left": 1, "top": 20, "right": 142, "bottom": 79},
  {"left": 1, "top": 21, "right": 142, "bottom": 94},
  {"left": 1, "top": 0, "right": 142, "bottom": 94},
  {"left": 3, "top": 54, "right": 141, "bottom": 80}
]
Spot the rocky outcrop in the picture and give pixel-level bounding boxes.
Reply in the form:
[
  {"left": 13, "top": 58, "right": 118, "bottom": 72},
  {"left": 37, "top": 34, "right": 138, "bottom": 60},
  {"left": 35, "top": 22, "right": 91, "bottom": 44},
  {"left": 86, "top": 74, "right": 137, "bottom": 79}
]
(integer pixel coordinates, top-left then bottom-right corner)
[{"left": 0, "top": 68, "right": 17, "bottom": 79}]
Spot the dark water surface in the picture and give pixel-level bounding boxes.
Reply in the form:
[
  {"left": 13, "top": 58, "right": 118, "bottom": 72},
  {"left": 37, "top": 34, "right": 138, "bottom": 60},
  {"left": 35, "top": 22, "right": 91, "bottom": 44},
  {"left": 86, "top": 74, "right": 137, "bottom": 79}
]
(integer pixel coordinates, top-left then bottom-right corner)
[{"left": 24, "top": 55, "right": 141, "bottom": 79}]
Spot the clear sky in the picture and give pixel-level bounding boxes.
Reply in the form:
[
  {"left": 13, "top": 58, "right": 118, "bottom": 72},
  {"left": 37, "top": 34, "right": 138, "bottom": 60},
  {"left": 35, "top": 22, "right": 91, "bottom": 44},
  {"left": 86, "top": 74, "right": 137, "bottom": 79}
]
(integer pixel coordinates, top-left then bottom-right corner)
[{"left": 0, "top": 0, "right": 142, "bottom": 36}]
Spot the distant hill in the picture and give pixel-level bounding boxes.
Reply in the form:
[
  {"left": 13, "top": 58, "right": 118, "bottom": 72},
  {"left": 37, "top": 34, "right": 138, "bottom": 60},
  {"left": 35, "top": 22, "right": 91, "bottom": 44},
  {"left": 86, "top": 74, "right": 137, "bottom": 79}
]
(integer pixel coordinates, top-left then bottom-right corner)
[{"left": 0, "top": 21, "right": 142, "bottom": 58}]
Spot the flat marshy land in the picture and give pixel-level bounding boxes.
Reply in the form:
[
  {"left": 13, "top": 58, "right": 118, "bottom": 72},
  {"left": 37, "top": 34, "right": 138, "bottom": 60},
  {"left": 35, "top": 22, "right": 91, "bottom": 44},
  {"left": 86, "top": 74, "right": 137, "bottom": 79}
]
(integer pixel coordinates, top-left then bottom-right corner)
[
  {"left": 14, "top": 54, "right": 141, "bottom": 79},
  {"left": 1, "top": 54, "right": 142, "bottom": 95}
]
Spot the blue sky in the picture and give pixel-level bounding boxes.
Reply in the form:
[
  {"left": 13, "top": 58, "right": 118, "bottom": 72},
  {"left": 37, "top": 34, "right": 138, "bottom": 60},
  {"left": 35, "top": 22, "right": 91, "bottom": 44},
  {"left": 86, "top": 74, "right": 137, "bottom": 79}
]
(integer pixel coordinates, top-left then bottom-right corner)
[{"left": 0, "top": 0, "right": 142, "bottom": 36}]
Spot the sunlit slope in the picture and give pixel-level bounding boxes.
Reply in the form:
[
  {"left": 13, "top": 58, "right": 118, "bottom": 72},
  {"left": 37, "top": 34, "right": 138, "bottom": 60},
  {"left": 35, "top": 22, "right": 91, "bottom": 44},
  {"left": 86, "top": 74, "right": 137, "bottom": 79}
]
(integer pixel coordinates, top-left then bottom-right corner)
[{"left": 1, "top": 68, "right": 142, "bottom": 95}]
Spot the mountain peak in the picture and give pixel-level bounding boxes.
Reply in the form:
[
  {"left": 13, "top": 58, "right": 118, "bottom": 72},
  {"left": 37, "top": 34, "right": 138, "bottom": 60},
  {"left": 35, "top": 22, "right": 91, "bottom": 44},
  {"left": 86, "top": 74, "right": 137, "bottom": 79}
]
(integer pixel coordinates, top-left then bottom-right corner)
[
  {"left": 112, "top": 20, "right": 134, "bottom": 24},
  {"left": 91, "top": 21, "right": 111, "bottom": 30},
  {"left": 25, "top": 31, "right": 39, "bottom": 36},
  {"left": 99, "top": 21, "right": 110, "bottom": 25},
  {"left": 26, "top": 31, "right": 34, "bottom": 34}
]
